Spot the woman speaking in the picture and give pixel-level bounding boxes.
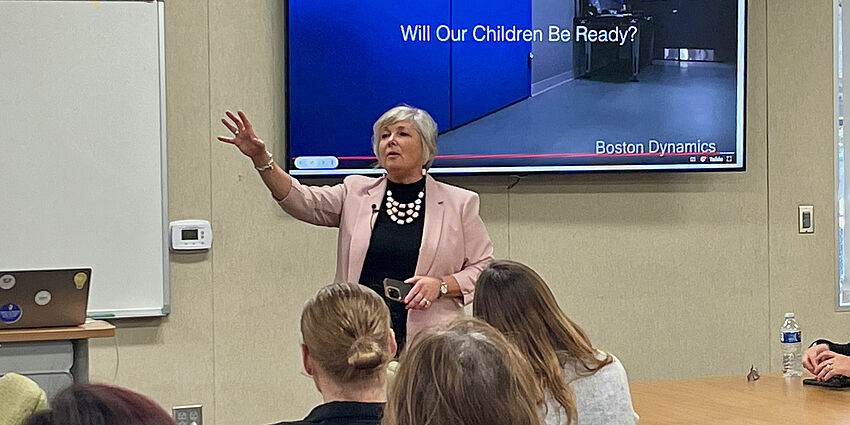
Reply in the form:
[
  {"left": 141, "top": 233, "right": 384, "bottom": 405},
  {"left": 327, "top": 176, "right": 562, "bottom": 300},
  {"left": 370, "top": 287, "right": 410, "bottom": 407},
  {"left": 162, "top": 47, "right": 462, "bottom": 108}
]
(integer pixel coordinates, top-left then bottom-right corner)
[{"left": 218, "top": 105, "right": 494, "bottom": 350}]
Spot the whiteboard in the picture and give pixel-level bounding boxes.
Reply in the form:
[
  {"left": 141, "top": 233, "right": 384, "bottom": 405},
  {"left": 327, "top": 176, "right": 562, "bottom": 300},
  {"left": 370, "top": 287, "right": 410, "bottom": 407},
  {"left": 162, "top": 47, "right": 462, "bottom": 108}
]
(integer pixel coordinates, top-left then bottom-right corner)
[{"left": 0, "top": 0, "right": 168, "bottom": 318}]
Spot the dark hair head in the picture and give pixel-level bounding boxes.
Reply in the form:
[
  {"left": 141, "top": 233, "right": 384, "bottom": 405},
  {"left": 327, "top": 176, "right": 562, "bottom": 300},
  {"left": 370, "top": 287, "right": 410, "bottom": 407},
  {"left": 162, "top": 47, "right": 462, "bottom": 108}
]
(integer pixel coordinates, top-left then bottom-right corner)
[{"left": 23, "top": 383, "right": 176, "bottom": 425}]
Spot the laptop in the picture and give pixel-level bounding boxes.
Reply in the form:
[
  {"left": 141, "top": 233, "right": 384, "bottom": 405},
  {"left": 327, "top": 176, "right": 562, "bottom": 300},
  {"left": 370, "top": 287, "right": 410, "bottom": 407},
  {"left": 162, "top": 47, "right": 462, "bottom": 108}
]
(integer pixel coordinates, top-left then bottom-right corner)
[{"left": 0, "top": 268, "right": 91, "bottom": 329}]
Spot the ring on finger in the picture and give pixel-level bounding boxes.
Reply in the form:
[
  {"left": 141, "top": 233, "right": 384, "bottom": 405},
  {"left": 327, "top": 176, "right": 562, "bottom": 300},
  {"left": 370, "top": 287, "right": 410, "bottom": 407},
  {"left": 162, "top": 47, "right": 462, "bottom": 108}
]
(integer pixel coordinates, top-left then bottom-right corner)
[
  {"left": 424, "top": 299, "right": 431, "bottom": 306},
  {"left": 827, "top": 363, "right": 834, "bottom": 371}
]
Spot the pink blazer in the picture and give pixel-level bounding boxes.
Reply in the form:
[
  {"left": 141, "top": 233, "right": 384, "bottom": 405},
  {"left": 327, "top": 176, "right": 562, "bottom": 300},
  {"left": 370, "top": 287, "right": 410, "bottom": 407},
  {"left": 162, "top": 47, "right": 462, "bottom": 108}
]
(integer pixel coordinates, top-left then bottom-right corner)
[{"left": 278, "top": 174, "right": 494, "bottom": 339}]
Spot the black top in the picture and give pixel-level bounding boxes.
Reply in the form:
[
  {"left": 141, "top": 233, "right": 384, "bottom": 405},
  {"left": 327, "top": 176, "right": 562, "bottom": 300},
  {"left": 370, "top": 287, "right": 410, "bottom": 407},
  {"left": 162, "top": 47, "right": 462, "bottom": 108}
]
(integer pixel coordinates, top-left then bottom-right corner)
[
  {"left": 358, "top": 177, "right": 426, "bottom": 351},
  {"left": 270, "top": 401, "right": 383, "bottom": 425},
  {"left": 813, "top": 339, "right": 850, "bottom": 356}
]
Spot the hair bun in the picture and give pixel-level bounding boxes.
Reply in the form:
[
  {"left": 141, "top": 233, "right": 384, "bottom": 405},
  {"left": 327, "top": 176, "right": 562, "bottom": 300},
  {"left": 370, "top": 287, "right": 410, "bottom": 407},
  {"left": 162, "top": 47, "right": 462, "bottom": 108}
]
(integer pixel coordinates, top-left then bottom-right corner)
[{"left": 347, "top": 338, "right": 384, "bottom": 369}]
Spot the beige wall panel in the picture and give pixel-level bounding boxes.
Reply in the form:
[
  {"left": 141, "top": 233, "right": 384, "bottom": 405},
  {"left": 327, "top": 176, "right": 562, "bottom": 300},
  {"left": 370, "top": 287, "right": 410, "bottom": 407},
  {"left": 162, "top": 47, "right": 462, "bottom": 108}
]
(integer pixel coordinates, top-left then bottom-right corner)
[
  {"left": 88, "top": 0, "right": 216, "bottom": 420},
  {"left": 211, "top": 210, "right": 332, "bottom": 424},
  {"left": 767, "top": 0, "right": 850, "bottom": 369},
  {"left": 208, "top": 0, "right": 326, "bottom": 423},
  {"left": 508, "top": 177, "right": 768, "bottom": 382}
]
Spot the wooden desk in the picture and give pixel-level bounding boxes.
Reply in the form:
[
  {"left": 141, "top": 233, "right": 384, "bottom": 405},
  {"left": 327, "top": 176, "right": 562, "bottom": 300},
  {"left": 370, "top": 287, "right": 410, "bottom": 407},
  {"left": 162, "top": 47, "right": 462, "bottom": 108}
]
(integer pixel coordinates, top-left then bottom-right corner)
[
  {"left": 0, "top": 320, "right": 115, "bottom": 397},
  {"left": 630, "top": 375, "right": 850, "bottom": 424}
]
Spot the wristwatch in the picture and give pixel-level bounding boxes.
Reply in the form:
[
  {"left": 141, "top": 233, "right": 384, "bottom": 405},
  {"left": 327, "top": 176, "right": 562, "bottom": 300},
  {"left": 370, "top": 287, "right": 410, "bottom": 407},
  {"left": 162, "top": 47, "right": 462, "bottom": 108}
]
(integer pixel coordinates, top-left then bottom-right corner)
[{"left": 438, "top": 280, "right": 448, "bottom": 298}]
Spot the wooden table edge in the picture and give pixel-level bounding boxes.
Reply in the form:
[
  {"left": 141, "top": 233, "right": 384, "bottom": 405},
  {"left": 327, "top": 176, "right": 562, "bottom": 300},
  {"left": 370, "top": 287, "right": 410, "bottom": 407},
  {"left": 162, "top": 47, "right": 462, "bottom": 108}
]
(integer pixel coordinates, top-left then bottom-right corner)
[{"left": 0, "top": 319, "right": 115, "bottom": 343}]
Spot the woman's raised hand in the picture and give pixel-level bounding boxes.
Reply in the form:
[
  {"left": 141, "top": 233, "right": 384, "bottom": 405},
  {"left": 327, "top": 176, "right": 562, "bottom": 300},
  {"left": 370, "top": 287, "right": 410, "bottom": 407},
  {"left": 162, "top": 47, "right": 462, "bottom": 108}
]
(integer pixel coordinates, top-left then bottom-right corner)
[
  {"left": 217, "top": 109, "right": 293, "bottom": 200},
  {"left": 218, "top": 110, "right": 268, "bottom": 163}
]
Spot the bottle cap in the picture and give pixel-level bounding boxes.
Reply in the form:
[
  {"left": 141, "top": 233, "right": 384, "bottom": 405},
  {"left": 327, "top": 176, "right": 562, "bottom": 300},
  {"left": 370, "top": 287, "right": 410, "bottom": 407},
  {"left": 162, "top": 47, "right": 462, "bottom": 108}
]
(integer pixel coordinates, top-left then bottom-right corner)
[{"left": 785, "top": 312, "right": 794, "bottom": 318}]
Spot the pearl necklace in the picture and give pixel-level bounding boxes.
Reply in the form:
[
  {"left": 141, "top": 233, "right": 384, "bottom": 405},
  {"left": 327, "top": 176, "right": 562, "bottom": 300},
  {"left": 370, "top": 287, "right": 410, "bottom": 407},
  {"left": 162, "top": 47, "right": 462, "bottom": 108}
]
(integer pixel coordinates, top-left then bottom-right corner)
[{"left": 385, "top": 189, "right": 424, "bottom": 225}]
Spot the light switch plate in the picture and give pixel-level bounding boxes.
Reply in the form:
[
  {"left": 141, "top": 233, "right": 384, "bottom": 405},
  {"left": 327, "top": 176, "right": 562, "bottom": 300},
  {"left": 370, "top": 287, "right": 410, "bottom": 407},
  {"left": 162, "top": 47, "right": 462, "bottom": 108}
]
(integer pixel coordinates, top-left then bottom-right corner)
[
  {"left": 799, "top": 205, "right": 814, "bottom": 234},
  {"left": 173, "top": 404, "right": 202, "bottom": 425}
]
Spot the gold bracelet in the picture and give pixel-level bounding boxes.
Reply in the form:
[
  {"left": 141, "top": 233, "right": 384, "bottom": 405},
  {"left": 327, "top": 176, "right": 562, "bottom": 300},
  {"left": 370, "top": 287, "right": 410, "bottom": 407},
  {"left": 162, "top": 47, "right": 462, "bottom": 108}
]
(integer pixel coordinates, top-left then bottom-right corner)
[{"left": 255, "top": 152, "right": 274, "bottom": 172}]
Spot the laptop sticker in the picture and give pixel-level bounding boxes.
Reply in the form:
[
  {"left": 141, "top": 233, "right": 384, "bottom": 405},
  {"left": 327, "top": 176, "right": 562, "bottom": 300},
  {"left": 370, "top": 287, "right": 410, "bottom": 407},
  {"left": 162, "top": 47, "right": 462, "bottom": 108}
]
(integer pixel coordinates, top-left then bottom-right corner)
[
  {"left": 0, "top": 303, "right": 22, "bottom": 324},
  {"left": 74, "top": 272, "right": 87, "bottom": 289},
  {"left": 35, "top": 290, "right": 52, "bottom": 306},
  {"left": 0, "top": 274, "right": 14, "bottom": 290}
]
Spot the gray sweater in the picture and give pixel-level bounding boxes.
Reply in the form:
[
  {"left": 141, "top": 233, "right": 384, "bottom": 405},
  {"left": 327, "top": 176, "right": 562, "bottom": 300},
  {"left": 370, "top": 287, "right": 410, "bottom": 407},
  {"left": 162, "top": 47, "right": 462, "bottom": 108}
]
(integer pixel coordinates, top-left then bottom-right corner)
[{"left": 544, "top": 353, "right": 638, "bottom": 425}]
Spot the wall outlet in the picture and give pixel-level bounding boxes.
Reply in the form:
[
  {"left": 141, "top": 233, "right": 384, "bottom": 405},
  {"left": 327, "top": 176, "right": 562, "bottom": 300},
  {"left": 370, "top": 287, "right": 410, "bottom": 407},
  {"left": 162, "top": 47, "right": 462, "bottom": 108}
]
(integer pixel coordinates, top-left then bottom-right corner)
[
  {"left": 799, "top": 205, "right": 814, "bottom": 234},
  {"left": 173, "top": 405, "right": 202, "bottom": 425}
]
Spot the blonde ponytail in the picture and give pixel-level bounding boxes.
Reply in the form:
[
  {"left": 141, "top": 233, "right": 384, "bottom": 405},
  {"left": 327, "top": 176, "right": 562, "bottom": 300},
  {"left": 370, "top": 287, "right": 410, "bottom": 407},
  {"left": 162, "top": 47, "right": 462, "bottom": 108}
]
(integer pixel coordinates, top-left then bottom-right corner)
[{"left": 302, "top": 283, "right": 391, "bottom": 383}]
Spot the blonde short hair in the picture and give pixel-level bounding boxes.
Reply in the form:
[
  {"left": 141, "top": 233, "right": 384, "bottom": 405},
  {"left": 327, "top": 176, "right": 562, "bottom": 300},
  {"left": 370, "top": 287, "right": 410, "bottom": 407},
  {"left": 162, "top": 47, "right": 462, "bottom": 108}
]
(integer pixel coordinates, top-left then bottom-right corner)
[
  {"left": 301, "top": 283, "right": 392, "bottom": 383},
  {"left": 371, "top": 105, "right": 438, "bottom": 169},
  {"left": 383, "top": 317, "right": 545, "bottom": 425}
]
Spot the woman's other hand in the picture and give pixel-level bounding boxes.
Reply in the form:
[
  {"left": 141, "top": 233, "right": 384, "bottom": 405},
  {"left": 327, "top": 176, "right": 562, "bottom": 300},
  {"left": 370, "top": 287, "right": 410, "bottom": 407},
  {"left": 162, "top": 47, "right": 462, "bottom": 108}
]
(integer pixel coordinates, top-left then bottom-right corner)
[
  {"left": 218, "top": 110, "right": 269, "bottom": 164},
  {"left": 803, "top": 343, "right": 829, "bottom": 373},
  {"left": 813, "top": 350, "right": 850, "bottom": 381},
  {"left": 403, "top": 276, "right": 441, "bottom": 310}
]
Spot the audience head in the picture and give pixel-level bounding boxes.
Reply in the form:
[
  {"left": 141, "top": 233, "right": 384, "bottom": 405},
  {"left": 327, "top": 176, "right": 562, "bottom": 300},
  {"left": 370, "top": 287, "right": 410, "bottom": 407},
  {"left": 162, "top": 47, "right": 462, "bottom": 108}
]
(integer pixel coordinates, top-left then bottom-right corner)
[
  {"left": 383, "top": 317, "right": 544, "bottom": 425},
  {"left": 474, "top": 260, "right": 613, "bottom": 423},
  {"left": 300, "top": 282, "right": 396, "bottom": 392},
  {"left": 23, "top": 383, "right": 176, "bottom": 425}
]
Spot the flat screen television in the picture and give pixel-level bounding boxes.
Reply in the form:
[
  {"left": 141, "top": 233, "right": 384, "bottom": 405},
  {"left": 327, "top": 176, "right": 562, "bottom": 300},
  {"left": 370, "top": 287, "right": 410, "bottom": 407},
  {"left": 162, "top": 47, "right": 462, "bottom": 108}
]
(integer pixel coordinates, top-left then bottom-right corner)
[{"left": 285, "top": 0, "right": 745, "bottom": 176}]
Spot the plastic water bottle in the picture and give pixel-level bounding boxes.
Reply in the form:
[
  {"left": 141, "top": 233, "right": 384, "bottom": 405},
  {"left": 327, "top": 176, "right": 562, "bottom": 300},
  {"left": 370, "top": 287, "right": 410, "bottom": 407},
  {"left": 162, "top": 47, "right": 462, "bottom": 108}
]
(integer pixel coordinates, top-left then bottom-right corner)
[{"left": 780, "top": 312, "right": 803, "bottom": 377}]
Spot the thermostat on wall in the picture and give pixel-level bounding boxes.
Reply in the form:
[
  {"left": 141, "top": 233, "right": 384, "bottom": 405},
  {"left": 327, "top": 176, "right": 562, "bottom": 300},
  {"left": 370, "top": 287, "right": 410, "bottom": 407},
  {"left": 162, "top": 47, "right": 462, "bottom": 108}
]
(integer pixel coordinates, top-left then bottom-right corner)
[{"left": 169, "top": 219, "right": 212, "bottom": 251}]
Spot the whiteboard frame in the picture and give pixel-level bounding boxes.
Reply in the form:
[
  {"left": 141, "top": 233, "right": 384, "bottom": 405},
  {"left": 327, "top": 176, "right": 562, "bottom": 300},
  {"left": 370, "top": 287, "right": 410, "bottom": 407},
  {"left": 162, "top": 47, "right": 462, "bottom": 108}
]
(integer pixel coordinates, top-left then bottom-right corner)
[
  {"left": 58, "top": 0, "right": 169, "bottom": 319},
  {"left": 157, "top": 0, "right": 170, "bottom": 317}
]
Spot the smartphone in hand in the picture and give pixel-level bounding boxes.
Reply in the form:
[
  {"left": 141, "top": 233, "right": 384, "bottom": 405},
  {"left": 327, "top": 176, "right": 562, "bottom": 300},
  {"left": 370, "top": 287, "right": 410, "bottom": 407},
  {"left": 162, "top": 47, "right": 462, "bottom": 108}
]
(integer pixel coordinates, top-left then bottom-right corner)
[{"left": 383, "top": 278, "right": 413, "bottom": 303}]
